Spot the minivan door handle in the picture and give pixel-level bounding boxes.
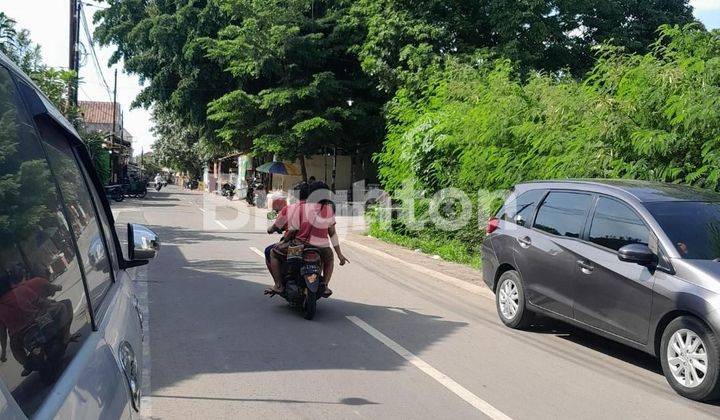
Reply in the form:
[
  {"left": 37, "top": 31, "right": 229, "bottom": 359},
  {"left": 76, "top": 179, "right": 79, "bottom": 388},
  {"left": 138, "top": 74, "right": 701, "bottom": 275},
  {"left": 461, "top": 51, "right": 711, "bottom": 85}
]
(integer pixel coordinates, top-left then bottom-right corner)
[
  {"left": 577, "top": 260, "right": 594, "bottom": 274},
  {"left": 517, "top": 236, "right": 532, "bottom": 248}
]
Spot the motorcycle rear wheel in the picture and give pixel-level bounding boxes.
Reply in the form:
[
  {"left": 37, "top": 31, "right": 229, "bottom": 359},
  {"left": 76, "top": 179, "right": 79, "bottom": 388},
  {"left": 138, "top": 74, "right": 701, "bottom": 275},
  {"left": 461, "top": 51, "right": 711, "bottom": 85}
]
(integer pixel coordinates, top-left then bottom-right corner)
[{"left": 303, "top": 291, "right": 317, "bottom": 320}]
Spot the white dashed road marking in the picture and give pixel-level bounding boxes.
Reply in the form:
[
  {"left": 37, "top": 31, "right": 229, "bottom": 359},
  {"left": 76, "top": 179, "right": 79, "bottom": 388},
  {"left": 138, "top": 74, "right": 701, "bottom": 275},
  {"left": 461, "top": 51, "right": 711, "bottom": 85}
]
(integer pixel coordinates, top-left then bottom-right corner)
[{"left": 347, "top": 316, "right": 512, "bottom": 420}]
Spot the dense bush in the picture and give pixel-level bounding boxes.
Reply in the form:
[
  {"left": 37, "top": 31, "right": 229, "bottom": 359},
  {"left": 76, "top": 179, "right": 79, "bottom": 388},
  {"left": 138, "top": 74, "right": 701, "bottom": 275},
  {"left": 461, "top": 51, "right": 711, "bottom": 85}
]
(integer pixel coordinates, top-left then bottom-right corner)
[{"left": 374, "top": 25, "right": 720, "bottom": 263}]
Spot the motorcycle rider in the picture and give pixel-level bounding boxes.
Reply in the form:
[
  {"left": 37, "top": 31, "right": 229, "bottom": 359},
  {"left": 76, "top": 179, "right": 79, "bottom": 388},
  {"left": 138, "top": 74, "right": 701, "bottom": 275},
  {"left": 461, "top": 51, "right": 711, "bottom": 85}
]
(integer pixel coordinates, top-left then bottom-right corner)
[{"left": 154, "top": 173, "right": 164, "bottom": 190}]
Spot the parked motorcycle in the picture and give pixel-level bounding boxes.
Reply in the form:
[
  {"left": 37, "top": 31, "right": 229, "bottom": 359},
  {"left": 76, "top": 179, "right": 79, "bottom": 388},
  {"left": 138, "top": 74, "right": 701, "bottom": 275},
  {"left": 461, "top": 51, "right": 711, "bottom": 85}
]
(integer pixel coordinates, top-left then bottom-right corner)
[
  {"left": 105, "top": 185, "right": 124, "bottom": 202},
  {"left": 221, "top": 182, "right": 236, "bottom": 200},
  {"left": 122, "top": 180, "right": 148, "bottom": 198},
  {"left": 265, "top": 228, "right": 326, "bottom": 320},
  {"left": 245, "top": 176, "right": 265, "bottom": 206}
]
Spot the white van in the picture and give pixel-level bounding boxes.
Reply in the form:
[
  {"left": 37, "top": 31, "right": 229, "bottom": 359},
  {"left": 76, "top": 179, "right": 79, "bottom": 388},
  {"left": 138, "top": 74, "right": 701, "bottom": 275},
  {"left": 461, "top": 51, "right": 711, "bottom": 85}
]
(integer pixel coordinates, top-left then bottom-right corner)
[{"left": 0, "top": 52, "right": 157, "bottom": 419}]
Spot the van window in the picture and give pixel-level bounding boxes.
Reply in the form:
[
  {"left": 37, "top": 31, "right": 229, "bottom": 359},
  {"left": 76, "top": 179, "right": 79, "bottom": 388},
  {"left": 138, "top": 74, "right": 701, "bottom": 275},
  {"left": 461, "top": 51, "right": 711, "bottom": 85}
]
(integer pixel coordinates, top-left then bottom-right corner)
[
  {"left": 36, "top": 120, "right": 113, "bottom": 310},
  {"left": 0, "top": 66, "right": 91, "bottom": 416},
  {"left": 589, "top": 197, "right": 650, "bottom": 251},
  {"left": 534, "top": 191, "right": 593, "bottom": 238},
  {"left": 498, "top": 190, "right": 545, "bottom": 226}
]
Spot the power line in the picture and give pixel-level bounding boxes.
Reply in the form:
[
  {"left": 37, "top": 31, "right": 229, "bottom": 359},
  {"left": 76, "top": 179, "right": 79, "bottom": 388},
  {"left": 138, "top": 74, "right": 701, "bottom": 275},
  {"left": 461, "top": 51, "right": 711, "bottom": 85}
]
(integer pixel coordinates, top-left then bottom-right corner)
[{"left": 79, "top": 3, "right": 113, "bottom": 102}]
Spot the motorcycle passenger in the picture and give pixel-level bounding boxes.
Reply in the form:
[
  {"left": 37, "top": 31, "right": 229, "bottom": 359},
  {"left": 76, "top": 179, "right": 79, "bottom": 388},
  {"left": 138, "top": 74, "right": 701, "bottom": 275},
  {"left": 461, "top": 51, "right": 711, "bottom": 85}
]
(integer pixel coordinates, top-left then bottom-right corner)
[
  {"left": 306, "top": 181, "right": 349, "bottom": 297},
  {"left": 265, "top": 182, "right": 311, "bottom": 294}
]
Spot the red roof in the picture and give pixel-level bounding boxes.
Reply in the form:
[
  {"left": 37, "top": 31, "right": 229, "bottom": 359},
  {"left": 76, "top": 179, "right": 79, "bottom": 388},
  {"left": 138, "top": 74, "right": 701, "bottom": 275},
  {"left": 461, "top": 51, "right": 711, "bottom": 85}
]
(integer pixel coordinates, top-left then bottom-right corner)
[{"left": 79, "top": 101, "right": 120, "bottom": 125}]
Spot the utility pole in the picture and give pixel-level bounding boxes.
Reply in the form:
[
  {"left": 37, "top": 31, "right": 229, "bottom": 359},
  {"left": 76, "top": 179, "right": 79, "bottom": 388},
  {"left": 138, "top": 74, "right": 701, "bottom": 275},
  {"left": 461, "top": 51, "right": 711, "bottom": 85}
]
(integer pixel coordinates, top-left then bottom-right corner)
[
  {"left": 110, "top": 69, "right": 118, "bottom": 183},
  {"left": 68, "top": 0, "right": 80, "bottom": 107},
  {"left": 331, "top": 147, "right": 337, "bottom": 193}
]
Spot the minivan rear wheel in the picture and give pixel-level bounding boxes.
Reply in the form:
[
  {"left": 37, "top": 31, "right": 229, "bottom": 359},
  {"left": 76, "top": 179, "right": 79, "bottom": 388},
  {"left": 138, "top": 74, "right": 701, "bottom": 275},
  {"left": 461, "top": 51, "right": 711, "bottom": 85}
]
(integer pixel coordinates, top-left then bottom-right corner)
[
  {"left": 660, "top": 316, "right": 720, "bottom": 401},
  {"left": 495, "top": 270, "right": 533, "bottom": 329}
]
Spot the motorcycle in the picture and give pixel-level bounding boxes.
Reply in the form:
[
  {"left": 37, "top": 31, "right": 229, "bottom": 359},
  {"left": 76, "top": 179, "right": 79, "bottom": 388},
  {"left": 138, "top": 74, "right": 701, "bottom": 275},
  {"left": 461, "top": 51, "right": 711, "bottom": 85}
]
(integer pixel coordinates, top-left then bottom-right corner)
[
  {"left": 155, "top": 181, "right": 163, "bottom": 192},
  {"left": 221, "top": 182, "right": 236, "bottom": 200},
  {"left": 122, "top": 179, "right": 148, "bottom": 198},
  {"left": 245, "top": 176, "right": 265, "bottom": 206},
  {"left": 265, "top": 228, "right": 326, "bottom": 320},
  {"left": 105, "top": 185, "right": 124, "bottom": 202}
]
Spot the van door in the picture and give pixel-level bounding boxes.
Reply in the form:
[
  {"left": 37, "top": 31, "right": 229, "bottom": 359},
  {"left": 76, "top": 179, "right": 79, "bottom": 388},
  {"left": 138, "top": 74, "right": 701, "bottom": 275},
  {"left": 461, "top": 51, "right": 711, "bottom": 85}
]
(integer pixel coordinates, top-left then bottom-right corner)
[
  {"left": 571, "top": 196, "right": 654, "bottom": 344},
  {"left": 514, "top": 191, "right": 594, "bottom": 318}
]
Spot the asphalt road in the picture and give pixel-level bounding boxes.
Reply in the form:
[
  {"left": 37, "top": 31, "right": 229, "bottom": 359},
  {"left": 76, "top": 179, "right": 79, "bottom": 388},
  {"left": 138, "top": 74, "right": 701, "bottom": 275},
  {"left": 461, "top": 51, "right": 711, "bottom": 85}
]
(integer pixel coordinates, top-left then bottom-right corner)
[{"left": 111, "top": 186, "right": 720, "bottom": 420}]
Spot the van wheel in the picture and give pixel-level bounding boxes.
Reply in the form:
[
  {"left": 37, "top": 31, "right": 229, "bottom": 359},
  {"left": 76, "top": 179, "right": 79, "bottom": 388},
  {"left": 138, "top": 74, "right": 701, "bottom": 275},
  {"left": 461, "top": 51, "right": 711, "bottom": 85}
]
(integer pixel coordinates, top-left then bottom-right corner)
[
  {"left": 495, "top": 270, "right": 533, "bottom": 329},
  {"left": 660, "top": 316, "right": 720, "bottom": 401}
]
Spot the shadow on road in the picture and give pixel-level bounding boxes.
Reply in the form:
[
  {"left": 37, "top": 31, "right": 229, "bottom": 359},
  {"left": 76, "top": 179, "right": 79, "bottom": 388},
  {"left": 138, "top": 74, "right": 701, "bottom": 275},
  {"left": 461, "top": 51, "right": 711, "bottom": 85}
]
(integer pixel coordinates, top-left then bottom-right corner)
[
  {"left": 528, "top": 317, "right": 662, "bottom": 374},
  {"left": 146, "top": 237, "right": 469, "bottom": 398}
]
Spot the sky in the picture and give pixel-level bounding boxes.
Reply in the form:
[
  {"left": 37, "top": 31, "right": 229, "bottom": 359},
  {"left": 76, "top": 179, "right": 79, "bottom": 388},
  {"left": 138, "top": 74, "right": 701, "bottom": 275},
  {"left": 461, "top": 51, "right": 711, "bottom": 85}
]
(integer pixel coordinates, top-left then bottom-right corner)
[{"left": 0, "top": 0, "right": 718, "bottom": 156}]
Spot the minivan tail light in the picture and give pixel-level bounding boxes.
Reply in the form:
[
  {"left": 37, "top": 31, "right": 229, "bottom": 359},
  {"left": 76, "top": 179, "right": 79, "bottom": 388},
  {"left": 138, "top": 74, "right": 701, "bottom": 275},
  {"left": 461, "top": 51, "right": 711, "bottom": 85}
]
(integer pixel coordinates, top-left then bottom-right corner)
[{"left": 486, "top": 217, "right": 500, "bottom": 234}]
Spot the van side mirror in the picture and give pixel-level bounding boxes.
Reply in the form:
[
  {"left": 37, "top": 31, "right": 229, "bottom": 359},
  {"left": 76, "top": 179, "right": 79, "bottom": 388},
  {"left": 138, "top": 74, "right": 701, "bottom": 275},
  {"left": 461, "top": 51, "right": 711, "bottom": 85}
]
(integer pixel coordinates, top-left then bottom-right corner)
[
  {"left": 128, "top": 223, "right": 160, "bottom": 261},
  {"left": 618, "top": 244, "right": 655, "bottom": 266}
]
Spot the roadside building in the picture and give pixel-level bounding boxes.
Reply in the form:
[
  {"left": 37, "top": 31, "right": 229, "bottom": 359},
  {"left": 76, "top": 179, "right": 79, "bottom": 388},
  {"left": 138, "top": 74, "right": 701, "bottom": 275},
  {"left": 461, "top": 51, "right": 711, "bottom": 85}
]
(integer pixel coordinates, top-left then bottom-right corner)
[{"left": 78, "top": 101, "right": 133, "bottom": 184}]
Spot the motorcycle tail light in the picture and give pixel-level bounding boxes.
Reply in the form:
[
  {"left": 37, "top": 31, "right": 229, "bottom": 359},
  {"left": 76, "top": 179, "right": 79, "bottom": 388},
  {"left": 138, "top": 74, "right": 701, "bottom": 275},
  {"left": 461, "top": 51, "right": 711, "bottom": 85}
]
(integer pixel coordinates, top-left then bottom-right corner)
[{"left": 303, "top": 251, "right": 321, "bottom": 263}]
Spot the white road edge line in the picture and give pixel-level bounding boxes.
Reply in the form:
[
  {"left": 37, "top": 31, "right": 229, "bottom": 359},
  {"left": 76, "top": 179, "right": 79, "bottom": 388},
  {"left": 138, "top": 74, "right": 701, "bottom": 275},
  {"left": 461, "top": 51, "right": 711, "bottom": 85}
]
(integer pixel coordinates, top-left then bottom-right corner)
[
  {"left": 343, "top": 240, "right": 494, "bottom": 300},
  {"left": 249, "top": 246, "right": 265, "bottom": 258},
  {"left": 134, "top": 267, "right": 153, "bottom": 419},
  {"left": 347, "top": 316, "right": 512, "bottom": 420}
]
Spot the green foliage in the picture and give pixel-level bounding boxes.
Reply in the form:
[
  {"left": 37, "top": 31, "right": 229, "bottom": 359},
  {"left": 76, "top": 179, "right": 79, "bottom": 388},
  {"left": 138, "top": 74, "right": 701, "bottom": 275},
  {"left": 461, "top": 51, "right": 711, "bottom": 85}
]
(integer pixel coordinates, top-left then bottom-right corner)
[
  {"left": 366, "top": 208, "right": 481, "bottom": 268},
  {"left": 150, "top": 107, "right": 205, "bottom": 178},
  {"left": 376, "top": 24, "right": 720, "bottom": 250},
  {"left": 346, "top": 0, "right": 695, "bottom": 93},
  {"left": 80, "top": 129, "right": 111, "bottom": 185},
  {"left": 204, "top": 0, "right": 385, "bottom": 172}
]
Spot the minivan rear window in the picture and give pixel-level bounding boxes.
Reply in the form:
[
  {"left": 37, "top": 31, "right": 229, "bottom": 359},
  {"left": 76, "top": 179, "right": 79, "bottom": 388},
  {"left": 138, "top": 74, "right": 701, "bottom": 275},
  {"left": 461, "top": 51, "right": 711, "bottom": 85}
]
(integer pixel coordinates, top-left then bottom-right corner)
[
  {"left": 497, "top": 189, "right": 545, "bottom": 227},
  {"left": 534, "top": 192, "right": 593, "bottom": 238},
  {"left": 647, "top": 201, "right": 720, "bottom": 260}
]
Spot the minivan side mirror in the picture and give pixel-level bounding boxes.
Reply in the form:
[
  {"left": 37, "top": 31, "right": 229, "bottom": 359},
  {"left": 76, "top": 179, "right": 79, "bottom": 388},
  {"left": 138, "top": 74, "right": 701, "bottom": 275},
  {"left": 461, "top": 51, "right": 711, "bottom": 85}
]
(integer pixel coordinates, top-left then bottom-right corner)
[
  {"left": 128, "top": 223, "right": 160, "bottom": 261},
  {"left": 618, "top": 243, "right": 655, "bottom": 266}
]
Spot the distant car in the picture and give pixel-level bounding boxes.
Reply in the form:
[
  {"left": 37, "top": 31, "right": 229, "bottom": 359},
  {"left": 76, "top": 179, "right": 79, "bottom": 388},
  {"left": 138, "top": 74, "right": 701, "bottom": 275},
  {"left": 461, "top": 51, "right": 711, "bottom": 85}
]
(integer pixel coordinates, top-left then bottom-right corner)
[
  {"left": 0, "top": 52, "right": 159, "bottom": 419},
  {"left": 483, "top": 179, "right": 720, "bottom": 402}
]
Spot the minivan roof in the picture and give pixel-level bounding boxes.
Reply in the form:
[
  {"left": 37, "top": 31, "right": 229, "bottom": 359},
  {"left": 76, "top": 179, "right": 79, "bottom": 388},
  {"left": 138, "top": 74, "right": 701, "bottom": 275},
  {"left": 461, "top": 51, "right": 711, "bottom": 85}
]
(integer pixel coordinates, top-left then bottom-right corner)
[{"left": 519, "top": 179, "right": 720, "bottom": 203}]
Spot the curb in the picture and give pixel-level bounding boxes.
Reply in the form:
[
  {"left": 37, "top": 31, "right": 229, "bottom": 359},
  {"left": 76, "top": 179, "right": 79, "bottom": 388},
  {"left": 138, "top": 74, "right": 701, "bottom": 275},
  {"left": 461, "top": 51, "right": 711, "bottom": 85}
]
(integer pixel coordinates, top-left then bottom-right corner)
[{"left": 343, "top": 239, "right": 494, "bottom": 300}]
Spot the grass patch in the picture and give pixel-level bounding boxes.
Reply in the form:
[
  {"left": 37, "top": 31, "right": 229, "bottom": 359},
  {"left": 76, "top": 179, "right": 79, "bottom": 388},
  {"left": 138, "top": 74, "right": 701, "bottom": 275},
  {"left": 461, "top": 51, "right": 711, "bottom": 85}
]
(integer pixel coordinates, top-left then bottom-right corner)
[{"left": 367, "top": 219, "right": 482, "bottom": 269}]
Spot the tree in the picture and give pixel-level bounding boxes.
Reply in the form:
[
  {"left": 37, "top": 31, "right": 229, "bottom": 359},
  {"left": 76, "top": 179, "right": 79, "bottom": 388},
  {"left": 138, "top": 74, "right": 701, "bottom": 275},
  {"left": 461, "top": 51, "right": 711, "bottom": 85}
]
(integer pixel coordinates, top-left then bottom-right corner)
[
  {"left": 0, "top": 12, "right": 17, "bottom": 56},
  {"left": 150, "top": 107, "right": 204, "bottom": 178},
  {"left": 80, "top": 129, "right": 111, "bottom": 185},
  {"left": 204, "top": 0, "right": 385, "bottom": 178},
  {"left": 345, "top": 0, "right": 695, "bottom": 93}
]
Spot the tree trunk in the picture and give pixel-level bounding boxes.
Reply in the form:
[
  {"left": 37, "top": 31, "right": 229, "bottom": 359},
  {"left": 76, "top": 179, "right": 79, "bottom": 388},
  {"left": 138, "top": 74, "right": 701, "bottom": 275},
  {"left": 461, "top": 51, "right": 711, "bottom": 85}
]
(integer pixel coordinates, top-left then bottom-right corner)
[{"left": 299, "top": 155, "right": 308, "bottom": 182}]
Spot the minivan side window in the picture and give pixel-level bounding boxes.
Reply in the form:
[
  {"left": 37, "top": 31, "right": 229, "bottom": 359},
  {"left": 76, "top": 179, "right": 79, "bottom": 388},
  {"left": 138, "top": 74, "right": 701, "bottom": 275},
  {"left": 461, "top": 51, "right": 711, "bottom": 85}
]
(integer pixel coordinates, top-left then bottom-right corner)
[
  {"left": 498, "top": 190, "right": 545, "bottom": 226},
  {"left": 0, "top": 66, "right": 91, "bottom": 416},
  {"left": 36, "top": 120, "right": 113, "bottom": 311},
  {"left": 589, "top": 197, "right": 650, "bottom": 251},
  {"left": 534, "top": 191, "right": 593, "bottom": 238}
]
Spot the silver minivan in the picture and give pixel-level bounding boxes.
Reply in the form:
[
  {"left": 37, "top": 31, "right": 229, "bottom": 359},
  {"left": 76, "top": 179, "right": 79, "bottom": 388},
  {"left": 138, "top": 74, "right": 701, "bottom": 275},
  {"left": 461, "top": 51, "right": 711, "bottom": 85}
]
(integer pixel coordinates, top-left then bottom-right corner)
[{"left": 0, "top": 53, "right": 158, "bottom": 418}]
